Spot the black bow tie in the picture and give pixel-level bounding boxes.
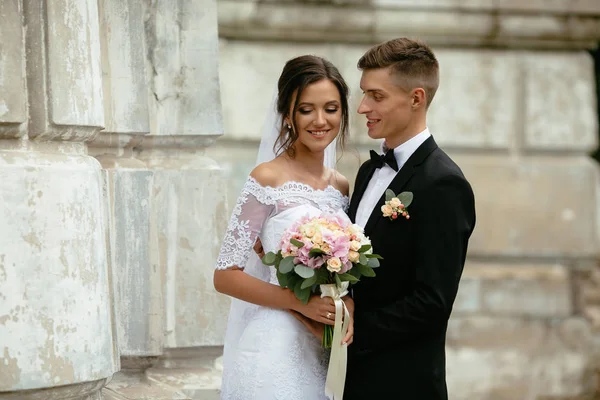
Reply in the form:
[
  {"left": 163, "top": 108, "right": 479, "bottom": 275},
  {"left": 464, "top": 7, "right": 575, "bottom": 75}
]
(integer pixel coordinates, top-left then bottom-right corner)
[{"left": 369, "top": 149, "right": 398, "bottom": 171}]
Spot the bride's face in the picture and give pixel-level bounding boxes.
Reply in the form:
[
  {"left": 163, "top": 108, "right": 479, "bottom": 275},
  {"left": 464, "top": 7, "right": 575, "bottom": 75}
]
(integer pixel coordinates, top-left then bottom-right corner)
[{"left": 287, "top": 79, "right": 342, "bottom": 155}]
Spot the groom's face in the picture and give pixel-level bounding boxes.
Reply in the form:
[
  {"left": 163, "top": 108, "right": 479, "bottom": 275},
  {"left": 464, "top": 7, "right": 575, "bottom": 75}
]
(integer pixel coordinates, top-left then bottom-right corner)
[{"left": 358, "top": 67, "right": 414, "bottom": 147}]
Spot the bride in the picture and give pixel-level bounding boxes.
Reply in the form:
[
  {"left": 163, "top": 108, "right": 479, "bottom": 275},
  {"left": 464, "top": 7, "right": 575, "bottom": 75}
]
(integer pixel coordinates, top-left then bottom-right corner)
[{"left": 214, "top": 55, "right": 355, "bottom": 400}]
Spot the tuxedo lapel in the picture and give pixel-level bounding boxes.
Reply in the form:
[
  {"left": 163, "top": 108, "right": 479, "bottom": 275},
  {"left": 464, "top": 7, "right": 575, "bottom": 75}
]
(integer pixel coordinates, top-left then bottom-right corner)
[
  {"left": 363, "top": 136, "right": 439, "bottom": 235},
  {"left": 348, "top": 160, "right": 377, "bottom": 222}
]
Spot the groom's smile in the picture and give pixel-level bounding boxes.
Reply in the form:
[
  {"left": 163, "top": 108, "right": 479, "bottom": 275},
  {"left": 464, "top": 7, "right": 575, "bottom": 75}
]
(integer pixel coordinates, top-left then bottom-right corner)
[{"left": 357, "top": 67, "right": 425, "bottom": 149}]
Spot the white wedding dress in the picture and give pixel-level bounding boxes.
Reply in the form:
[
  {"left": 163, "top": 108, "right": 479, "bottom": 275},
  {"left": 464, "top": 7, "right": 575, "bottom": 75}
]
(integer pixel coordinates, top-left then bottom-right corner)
[{"left": 216, "top": 176, "right": 350, "bottom": 400}]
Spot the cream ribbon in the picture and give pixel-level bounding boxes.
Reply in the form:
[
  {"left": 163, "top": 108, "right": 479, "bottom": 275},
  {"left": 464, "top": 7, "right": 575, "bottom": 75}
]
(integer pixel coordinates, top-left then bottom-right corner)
[{"left": 320, "top": 282, "right": 351, "bottom": 400}]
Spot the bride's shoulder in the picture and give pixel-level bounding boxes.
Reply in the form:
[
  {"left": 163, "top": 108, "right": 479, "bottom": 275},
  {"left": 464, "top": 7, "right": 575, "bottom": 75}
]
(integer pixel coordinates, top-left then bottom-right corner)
[
  {"left": 249, "top": 161, "right": 282, "bottom": 188},
  {"left": 329, "top": 169, "right": 349, "bottom": 197}
]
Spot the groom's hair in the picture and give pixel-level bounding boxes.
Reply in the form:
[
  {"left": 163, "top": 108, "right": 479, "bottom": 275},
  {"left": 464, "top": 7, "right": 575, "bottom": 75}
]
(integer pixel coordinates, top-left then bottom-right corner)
[{"left": 358, "top": 38, "right": 439, "bottom": 108}]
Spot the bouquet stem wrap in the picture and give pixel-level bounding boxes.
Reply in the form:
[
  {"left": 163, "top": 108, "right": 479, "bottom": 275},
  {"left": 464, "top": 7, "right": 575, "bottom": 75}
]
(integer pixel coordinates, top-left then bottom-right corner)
[{"left": 320, "top": 282, "right": 350, "bottom": 400}]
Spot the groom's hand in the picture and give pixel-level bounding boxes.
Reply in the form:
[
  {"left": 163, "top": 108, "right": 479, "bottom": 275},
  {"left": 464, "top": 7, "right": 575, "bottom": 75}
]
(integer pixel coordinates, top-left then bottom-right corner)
[
  {"left": 253, "top": 238, "right": 265, "bottom": 259},
  {"left": 288, "top": 310, "right": 325, "bottom": 340}
]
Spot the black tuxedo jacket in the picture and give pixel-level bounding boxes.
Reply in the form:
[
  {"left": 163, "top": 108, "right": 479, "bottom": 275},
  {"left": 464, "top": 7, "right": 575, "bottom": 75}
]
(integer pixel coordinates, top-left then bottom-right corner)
[{"left": 344, "top": 136, "right": 476, "bottom": 400}]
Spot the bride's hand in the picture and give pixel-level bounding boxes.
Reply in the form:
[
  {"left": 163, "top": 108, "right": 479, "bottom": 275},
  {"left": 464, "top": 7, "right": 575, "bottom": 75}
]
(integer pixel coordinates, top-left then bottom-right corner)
[
  {"left": 295, "top": 295, "right": 336, "bottom": 326},
  {"left": 288, "top": 310, "right": 325, "bottom": 340}
]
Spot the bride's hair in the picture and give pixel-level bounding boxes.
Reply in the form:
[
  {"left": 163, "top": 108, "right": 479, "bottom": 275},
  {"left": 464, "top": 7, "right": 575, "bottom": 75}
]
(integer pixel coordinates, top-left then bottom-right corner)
[{"left": 275, "top": 55, "right": 349, "bottom": 158}]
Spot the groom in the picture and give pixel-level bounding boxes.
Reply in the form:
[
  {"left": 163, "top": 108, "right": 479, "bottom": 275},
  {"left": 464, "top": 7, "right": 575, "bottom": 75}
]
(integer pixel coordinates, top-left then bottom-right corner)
[{"left": 344, "top": 38, "right": 476, "bottom": 399}]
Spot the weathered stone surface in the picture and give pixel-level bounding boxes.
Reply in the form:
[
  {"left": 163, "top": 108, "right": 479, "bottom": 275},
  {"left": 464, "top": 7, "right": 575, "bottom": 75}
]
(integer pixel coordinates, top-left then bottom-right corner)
[
  {"left": 145, "top": 0, "right": 223, "bottom": 137},
  {"left": 430, "top": 50, "right": 519, "bottom": 149},
  {"left": 136, "top": 151, "right": 230, "bottom": 348},
  {"left": 105, "top": 168, "right": 164, "bottom": 356},
  {"left": 446, "top": 346, "right": 593, "bottom": 400},
  {"left": 103, "top": 370, "right": 189, "bottom": 400},
  {"left": 0, "top": 142, "right": 117, "bottom": 391},
  {"left": 523, "top": 52, "right": 597, "bottom": 151},
  {"left": 0, "top": 0, "right": 27, "bottom": 138},
  {"left": 454, "top": 154, "right": 599, "bottom": 258},
  {"left": 0, "top": 379, "right": 106, "bottom": 400},
  {"left": 378, "top": 0, "right": 600, "bottom": 14},
  {"left": 218, "top": 0, "right": 600, "bottom": 48},
  {"left": 219, "top": 42, "right": 597, "bottom": 152},
  {"left": 97, "top": 0, "right": 150, "bottom": 134},
  {"left": 25, "top": 0, "right": 105, "bottom": 140},
  {"left": 453, "top": 263, "right": 573, "bottom": 317},
  {"left": 446, "top": 315, "right": 595, "bottom": 399},
  {"left": 147, "top": 348, "right": 222, "bottom": 400}
]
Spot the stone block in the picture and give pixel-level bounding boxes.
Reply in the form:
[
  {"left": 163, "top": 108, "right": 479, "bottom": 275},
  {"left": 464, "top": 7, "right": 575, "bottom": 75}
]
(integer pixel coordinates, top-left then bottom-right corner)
[
  {"left": 430, "top": 50, "right": 519, "bottom": 149},
  {"left": 0, "top": 144, "right": 117, "bottom": 391},
  {"left": 107, "top": 168, "right": 164, "bottom": 356},
  {"left": 145, "top": 0, "right": 223, "bottom": 137},
  {"left": 523, "top": 52, "right": 597, "bottom": 151},
  {"left": 454, "top": 154, "right": 599, "bottom": 258},
  {"left": 446, "top": 346, "right": 592, "bottom": 400},
  {"left": 218, "top": 1, "right": 600, "bottom": 48},
  {"left": 25, "top": 0, "right": 104, "bottom": 140},
  {"left": 447, "top": 315, "right": 595, "bottom": 399},
  {"left": 0, "top": 0, "right": 27, "bottom": 138},
  {"left": 456, "top": 263, "right": 573, "bottom": 318},
  {"left": 137, "top": 152, "right": 230, "bottom": 348},
  {"left": 97, "top": 0, "right": 150, "bottom": 134},
  {"left": 102, "top": 371, "right": 189, "bottom": 400}
]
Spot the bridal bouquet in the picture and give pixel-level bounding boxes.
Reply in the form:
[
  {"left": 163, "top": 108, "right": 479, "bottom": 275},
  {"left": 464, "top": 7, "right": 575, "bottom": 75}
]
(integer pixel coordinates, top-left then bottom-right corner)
[{"left": 261, "top": 214, "right": 381, "bottom": 348}]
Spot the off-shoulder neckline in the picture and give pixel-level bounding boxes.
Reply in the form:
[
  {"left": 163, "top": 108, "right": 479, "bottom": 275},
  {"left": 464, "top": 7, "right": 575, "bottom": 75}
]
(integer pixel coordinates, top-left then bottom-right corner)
[{"left": 247, "top": 176, "right": 349, "bottom": 200}]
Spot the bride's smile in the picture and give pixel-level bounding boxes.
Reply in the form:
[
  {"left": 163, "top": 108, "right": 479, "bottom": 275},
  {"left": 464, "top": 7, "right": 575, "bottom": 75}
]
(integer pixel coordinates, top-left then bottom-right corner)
[{"left": 287, "top": 78, "right": 342, "bottom": 153}]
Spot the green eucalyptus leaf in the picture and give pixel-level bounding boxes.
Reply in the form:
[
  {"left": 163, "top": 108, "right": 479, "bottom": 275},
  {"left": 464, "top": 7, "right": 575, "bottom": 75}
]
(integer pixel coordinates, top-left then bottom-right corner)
[
  {"left": 397, "top": 191, "right": 413, "bottom": 208},
  {"left": 357, "top": 263, "right": 376, "bottom": 277},
  {"left": 309, "top": 248, "right": 325, "bottom": 257},
  {"left": 279, "top": 256, "right": 295, "bottom": 274},
  {"left": 348, "top": 266, "right": 361, "bottom": 279},
  {"left": 338, "top": 273, "right": 359, "bottom": 283},
  {"left": 385, "top": 189, "right": 396, "bottom": 202},
  {"left": 290, "top": 238, "right": 305, "bottom": 248},
  {"left": 294, "top": 264, "right": 315, "bottom": 279},
  {"left": 277, "top": 270, "right": 289, "bottom": 287},
  {"left": 359, "top": 254, "right": 368, "bottom": 265},
  {"left": 366, "top": 254, "right": 383, "bottom": 259},
  {"left": 335, "top": 273, "right": 342, "bottom": 287},
  {"left": 298, "top": 287, "right": 312, "bottom": 304},
  {"left": 262, "top": 252, "right": 277, "bottom": 266},
  {"left": 367, "top": 257, "right": 380, "bottom": 269},
  {"left": 315, "top": 268, "right": 330, "bottom": 285},
  {"left": 301, "top": 275, "right": 317, "bottom": 289},
  {"left": 358, "top": 244, "right": 372, "bottom": 253}
]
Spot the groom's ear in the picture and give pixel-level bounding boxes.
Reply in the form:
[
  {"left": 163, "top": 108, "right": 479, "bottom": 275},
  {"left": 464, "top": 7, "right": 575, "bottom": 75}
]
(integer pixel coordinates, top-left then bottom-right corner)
[{"left": 411, "top": 88, "right": 427, "bottom": 110}]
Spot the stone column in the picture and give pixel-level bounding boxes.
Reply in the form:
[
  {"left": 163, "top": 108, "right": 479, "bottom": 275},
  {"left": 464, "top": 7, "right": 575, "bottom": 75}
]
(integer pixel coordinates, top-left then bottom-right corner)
[
  {"left": 215, "top": 1, "right": 600, "bottom": 399},
  {"left": 90, "top": 0, "right": 190, "bottom": 398},
  {"left": 138, "top": 0, "right": 229, "bottom": 399},
  {"left": 0, "top": 1, "right": 118, "bottom": 399}
]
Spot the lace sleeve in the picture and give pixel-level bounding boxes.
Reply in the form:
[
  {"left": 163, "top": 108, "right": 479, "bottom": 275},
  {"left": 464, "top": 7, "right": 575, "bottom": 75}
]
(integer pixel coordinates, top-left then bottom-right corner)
[{"left": 216, "top": 177, "right": 276, "bottom": 270}]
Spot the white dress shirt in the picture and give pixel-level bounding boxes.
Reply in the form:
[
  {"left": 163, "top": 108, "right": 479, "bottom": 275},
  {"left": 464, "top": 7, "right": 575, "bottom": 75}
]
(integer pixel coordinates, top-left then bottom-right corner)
[{"left": 355, "top": 128, "right": 432, "bottom": 228}]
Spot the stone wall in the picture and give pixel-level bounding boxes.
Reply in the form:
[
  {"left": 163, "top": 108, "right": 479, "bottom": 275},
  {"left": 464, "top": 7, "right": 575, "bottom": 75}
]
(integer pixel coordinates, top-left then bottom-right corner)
[
  {"left": 0, "top": 0, "right": 226, "bottom": 399},
  {"left": 213, "top": 1, "right": 600, "bottom": 399}
]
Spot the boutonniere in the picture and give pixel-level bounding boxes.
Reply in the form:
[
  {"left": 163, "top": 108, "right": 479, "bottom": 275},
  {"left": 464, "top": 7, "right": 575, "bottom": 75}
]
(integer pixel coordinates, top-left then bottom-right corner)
[{"left": 381, "top": 189, "right": 413, "bottom": 221}]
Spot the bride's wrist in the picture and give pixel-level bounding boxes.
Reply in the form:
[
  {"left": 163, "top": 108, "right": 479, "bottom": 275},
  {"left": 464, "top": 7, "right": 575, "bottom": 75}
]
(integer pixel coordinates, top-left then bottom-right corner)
[{"left": 286, "top": 289, "right": 304, "bottom": 312}]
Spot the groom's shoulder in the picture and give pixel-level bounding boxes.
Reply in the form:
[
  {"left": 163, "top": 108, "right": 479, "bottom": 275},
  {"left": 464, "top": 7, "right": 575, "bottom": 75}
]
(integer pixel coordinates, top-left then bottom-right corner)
[{"left": 426, "top": 146, "right": 468, "bottom": 181}]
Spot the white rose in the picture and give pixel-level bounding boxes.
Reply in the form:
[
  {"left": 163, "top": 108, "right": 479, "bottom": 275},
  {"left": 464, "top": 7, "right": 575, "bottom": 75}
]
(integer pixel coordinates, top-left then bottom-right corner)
[
  {"left": 381, "top": 204, "right": 393, "bottom": 217},
  {"left": 348, "top": 251, "right": 360, "bottom": 263},
  {"left": 350, "top": 240, "right": 362, "bottom": 251},
  {"left": 304, "top": 226, "right": 316, "bottom": 238},
  {"left": 390, "top": 197, "right": 401, "bottom": 209},
  {"left": 313, "top": 232, "right": 323, "bottom": 245},
  {"left": 326, "top": 257, "right": 342, "bottom": 273}
]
